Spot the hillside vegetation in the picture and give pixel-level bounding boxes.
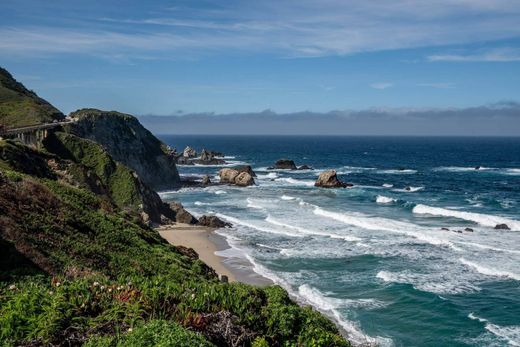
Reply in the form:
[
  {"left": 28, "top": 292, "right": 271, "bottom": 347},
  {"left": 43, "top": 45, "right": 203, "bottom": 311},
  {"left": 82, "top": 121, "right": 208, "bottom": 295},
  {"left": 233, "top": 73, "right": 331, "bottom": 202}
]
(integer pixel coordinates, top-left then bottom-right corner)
[{"left": 0, "top": 67, "right": 64, "bottom": 128}]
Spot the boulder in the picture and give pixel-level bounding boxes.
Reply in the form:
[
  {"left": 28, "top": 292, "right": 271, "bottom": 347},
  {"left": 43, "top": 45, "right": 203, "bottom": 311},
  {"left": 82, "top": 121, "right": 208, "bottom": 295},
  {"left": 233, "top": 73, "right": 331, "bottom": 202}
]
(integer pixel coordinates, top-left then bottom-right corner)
[
  {"left": 219, "top": 168, "right": 240, "bottom": 184},
  {"left": 235, "top": 172, "right": 255, "bottom": 186},
  {"left": 298, "top": 165, "right": 313, "bottom": 170},
  {"left": 314, "top": 170, "right": 352, "bottom": 188},
  {"left": 183, "top": 146, "right": 197, "bottom": 158},
  {"left": 168, "top": 201, "right": 197, "bottom": 224},
  {"left": 274, "top": 159, "right": 297, "bottom": 170},
  {"left": 198, "top": 215, "right": 232, "bottom": 228},
  {"left": 464, "top": 228, "right": 474, "bottom": 232},
  {"left": 236, "top": 165, "right": 257, "bottom": 177},
  {"left": 202, "top": 175, "right": 211, "bottom": 185},
  {"left": 219, "top": 168, "right": 255, "bottom": 186},
  {"left": 494, "top": 223, "right": 510, "bottom": 230},
  {"left": 441, "top": 227, "right": 449, "bottom": 231}
]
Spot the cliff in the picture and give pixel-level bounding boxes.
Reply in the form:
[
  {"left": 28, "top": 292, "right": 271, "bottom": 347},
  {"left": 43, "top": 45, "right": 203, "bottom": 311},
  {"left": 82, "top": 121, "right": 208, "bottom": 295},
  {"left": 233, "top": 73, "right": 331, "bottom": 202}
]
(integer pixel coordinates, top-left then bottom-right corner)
[
  {"left": 0, "top": 67, "right": 64, "bottom": 127},
  {"left": 66, "top": 108, "right": 180, "bottom": 191}
]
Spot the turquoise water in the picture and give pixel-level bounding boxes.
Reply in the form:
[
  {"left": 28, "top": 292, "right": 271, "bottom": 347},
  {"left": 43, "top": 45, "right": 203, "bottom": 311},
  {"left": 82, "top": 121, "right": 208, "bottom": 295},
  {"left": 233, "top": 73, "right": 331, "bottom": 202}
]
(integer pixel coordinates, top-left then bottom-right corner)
[{"left": 159, "top": 136, "right": 520, "bottom": 346}]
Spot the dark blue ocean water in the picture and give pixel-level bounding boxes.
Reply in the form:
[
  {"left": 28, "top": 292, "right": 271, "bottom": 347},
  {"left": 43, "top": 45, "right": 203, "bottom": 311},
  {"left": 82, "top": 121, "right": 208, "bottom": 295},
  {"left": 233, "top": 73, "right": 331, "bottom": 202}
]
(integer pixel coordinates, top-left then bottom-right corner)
[{"left": 159, "top": 136, "right": 520, "bottom": 347}]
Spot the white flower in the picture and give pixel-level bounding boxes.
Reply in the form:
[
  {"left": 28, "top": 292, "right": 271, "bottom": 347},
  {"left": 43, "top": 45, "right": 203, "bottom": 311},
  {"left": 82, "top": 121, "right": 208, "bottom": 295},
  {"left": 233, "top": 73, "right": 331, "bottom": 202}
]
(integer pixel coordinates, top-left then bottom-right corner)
[
  {"left": 191, "top": 293, "right": 196, "bottom": 299},
  {"left": 8, "top": 284, "right": 16, "bottom": 290},
  {"left": 93, "top": 281, "right": 99, "bottom": 287},
  {"left": 128, "top": 328, "right": 133, "bottom": 332}
]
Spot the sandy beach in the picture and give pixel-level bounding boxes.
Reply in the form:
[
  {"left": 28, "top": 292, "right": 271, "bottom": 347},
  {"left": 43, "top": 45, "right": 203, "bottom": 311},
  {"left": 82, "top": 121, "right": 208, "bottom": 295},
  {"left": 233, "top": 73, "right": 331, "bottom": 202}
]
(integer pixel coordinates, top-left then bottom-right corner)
[{"left": 158, "top": 223, "right": 272, "bottom": 285}]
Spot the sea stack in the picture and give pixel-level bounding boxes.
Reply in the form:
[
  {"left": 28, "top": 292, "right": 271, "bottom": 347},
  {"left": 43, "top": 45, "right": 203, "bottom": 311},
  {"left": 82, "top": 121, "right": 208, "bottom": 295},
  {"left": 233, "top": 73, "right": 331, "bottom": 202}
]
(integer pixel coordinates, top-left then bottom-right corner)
[{"left": 315, "top": 170, "right": 353, "bottom": 188}]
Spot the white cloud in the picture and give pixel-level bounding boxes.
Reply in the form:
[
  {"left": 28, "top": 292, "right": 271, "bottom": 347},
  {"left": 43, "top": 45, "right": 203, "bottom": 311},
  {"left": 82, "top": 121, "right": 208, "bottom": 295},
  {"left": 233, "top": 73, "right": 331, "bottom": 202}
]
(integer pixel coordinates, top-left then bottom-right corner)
[
  {"left": 427, "top": 48, "right": 520, "bottom": 62},
  {"left": 1, "top": 0, "right": 520, "bottom": 58},
  {"left": 370, "top": 82, "right": 393, "bottom": 90}
]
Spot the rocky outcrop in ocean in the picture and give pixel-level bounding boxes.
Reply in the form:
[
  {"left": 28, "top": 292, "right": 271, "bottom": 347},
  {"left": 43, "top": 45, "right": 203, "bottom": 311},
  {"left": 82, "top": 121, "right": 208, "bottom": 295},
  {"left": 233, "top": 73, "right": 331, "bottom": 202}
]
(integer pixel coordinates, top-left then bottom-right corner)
[
  {"left": 269, "top": 159, "right": 313, "bottom": 170},
  {"left": 315, "top": 170, "right": 353, "bottom": 188},
  {"left": 219, "top": 168, "right": 255, "bottom": 186}
]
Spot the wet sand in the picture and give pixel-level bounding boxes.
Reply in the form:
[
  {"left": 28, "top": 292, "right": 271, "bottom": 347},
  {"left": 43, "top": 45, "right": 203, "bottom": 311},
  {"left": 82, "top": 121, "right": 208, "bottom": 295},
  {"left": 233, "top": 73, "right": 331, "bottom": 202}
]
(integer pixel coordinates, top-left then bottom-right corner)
[{"left": 157, "top": 223, "right": 272, "bottom": 286}]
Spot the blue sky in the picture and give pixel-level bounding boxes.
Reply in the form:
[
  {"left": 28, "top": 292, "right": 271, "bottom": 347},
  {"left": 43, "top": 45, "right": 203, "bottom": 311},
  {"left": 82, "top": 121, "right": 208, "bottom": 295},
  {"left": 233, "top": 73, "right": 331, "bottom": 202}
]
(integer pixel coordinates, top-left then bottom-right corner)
[{"left": 1, "top": 0, "right": 520, "bottom": 115}]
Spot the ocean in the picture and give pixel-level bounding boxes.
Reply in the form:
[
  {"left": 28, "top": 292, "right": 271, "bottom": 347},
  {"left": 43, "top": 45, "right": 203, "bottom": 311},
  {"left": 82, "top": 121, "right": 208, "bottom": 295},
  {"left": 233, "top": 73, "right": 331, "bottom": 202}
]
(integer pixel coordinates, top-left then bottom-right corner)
[{"left": 158, "top": 135, "right": 520, "bottom": 347}]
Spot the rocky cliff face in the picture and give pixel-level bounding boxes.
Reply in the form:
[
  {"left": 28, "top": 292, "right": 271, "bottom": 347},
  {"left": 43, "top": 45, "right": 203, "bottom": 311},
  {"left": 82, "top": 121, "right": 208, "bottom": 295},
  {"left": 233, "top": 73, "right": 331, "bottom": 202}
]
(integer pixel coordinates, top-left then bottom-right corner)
[{"left": 67, "top": 109, "right": 180, "bottom": 191}]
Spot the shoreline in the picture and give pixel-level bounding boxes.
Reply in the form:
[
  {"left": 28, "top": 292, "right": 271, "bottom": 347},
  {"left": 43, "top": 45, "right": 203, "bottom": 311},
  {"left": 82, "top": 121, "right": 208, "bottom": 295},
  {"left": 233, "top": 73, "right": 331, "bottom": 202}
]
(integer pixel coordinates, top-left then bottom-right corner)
[{"left": 157, "top": 223, "right": 272, "bottom": 286}]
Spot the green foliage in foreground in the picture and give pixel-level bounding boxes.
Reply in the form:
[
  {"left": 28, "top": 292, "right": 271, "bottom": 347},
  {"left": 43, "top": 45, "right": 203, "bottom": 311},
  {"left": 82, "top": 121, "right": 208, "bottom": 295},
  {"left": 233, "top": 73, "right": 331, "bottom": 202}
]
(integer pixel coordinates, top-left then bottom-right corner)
[{"left": 0, "top": 146, "right": 350, "bottom": 346}]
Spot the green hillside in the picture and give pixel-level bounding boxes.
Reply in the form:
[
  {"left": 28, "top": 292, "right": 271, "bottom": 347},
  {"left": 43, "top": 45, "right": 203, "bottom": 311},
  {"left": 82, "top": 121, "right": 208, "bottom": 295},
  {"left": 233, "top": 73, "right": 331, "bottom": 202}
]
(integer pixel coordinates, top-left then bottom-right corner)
[{"left": 0, "top": 67, "right": 64, "bottom": 128}]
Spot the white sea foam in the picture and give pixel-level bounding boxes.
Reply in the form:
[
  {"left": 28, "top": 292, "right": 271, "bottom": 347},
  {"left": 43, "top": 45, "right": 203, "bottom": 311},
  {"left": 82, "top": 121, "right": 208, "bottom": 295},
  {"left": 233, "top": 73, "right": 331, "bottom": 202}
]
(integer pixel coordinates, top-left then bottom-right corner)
[
  {"left": 298, "top": 285, "right": 391, "bottom": 346},
  {"left": 434, "top": 166, "right": 520, "bottom": 177},
  {"left": 378, "top": 169, "right": 417, "bottom": 174},
  {"left": 376, "top": 270, "right": 480, "bottom": 294},
  {"left": 192, "top": 160, "right": 249, "bottom": 167},
  {"left": 434, "top": 166, "right": 488, "bottom": 172},
  {"left": 312, "top": 205, "right": 458, "bottom": 249},
  {"left": 266, "top": 215, "right": 362, "bottom": 241},
  {"left": 468, "top": 313, "right": 520, "bottom": 346},
  {"left": 382, "top": 183, "right": 393, "bottom": 188},
  {"left": 246, "top": 198, "right": 265, "bottom": 210},
  {"left": 394, "top": 186, "right": 424, "bottom": 192},
  {"left": 376, "top": 195, "right": 395, "bottom": 204},
  {"left": 214, "top": 190, "right": 227, "bottom": 195},
  {"left": 455, "top": 241, "right": 520, "bottom": 255},
  {"left": 281, "top": 195, "right": 296, "bottom": 200},
  {"left": 459, "top": 258, "right": 520, "bottom": 281},
  {"left": 413, "top": 204, "right": 520, "bottom": 231},
  {"left": 216, "top": 213, "right": 303, "bottom": 238},
  {"left": 257, "top": 172, "right": 278, "bottom": 179},
  {"left": 274, "top": 177, "right": 315, "bottom": 187},
  {"left": 194, "top": 201, "right": 212, "bottom": 206}
]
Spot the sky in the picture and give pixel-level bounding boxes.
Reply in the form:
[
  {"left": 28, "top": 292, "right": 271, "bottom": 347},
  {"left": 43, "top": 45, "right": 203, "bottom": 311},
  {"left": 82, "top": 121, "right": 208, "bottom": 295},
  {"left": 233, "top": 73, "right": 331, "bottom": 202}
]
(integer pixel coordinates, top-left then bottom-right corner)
[{"left": 1, "top": 0, "right": 520, "bottom": 131}]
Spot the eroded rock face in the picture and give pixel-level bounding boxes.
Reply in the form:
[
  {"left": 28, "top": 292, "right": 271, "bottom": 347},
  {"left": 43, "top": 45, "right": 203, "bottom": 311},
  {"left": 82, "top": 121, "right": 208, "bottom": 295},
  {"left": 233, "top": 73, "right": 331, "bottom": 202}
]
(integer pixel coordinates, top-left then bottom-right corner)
[
  {"left": 198, "top": 215, "right": 232, "bottom": 228},
  {"left": 314, "top": 170, "right": 352, "bottom": 188},
  {"left": 166, "top": 201, "right": 198, "bottom": 224},
  {"left": 235, "top": 172, "right": 254, "bottom": 186},
  {"left": 274, "top": 159, "right": 297, "bottom": 170},
  {"left": 236, "top": 165, "right": 257, "bottom": 177},
  {"left": 219, "top": 168, "right": 240, "bottom": 184},
  {"left": 67, "top": 109, "right": 181, "bottom": 191}
]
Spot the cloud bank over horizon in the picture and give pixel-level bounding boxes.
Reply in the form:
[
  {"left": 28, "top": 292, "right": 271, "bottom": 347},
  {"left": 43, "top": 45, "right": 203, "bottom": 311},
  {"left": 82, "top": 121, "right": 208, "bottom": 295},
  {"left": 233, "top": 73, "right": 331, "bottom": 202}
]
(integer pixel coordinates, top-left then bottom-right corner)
[{"left": 138, "top": 102, "right": 520, "bottom": 136}]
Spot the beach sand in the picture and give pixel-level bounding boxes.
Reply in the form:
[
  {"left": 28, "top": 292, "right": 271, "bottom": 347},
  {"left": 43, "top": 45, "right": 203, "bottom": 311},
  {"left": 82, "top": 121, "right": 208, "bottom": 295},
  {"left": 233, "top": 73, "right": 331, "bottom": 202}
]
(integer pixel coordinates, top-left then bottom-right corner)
[{"left": 158, "top": 223, "right": 272, "bottom": 286}]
